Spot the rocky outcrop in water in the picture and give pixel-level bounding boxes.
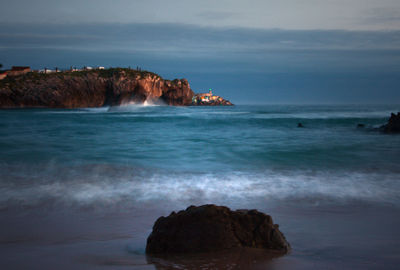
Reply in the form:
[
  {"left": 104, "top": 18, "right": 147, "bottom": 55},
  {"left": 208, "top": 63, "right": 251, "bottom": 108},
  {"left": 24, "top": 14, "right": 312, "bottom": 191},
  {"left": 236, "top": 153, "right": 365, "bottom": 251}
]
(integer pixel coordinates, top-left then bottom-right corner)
[
  {"left": 191, "top": 99, "right": 233, "bottom": 106},
  {"left": 381, "top": 112, "right": 400, "bottom": 133},
  {"left": 146, "top": 204, "right": 290, "bottom": 254},
  {"left": 0, "top": 69, "right": 194, "bottom": 108}
]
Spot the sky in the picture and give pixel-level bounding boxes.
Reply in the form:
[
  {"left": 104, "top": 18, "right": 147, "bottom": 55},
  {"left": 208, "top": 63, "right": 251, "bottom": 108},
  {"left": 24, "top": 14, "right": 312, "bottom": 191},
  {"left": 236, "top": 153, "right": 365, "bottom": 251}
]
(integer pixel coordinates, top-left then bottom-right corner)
[{"left": 1, "top": 0, "right": 400, "bottom": 104}]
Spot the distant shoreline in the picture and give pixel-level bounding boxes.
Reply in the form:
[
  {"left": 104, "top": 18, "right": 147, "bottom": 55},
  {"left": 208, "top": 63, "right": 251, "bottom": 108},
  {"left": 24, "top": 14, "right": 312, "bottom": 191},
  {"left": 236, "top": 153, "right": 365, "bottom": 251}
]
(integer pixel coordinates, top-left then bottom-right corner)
[{"left": 0, "top": 67, "right": 233, "bottom": 108}]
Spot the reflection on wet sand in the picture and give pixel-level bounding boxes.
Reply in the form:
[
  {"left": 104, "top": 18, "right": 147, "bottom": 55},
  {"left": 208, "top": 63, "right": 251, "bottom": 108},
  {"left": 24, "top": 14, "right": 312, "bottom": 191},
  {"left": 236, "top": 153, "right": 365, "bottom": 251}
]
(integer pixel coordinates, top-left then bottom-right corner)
[
  {"left": 82, "top": 247, "right": 282, "bottom": 269},
  {"left": 146, "top": 248, "right": 282, "bottom": 270}
]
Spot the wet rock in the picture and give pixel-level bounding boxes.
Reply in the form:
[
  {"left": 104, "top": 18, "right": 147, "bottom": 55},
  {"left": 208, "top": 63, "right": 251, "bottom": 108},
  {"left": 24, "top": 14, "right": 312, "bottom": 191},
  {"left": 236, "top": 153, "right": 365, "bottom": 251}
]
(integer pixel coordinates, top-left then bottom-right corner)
[
  {"left": 381, "top": 112, "right": 400, "bottom": 133},
  {"left": 146, "top": 204, "right": 290, "bottom": 255}
]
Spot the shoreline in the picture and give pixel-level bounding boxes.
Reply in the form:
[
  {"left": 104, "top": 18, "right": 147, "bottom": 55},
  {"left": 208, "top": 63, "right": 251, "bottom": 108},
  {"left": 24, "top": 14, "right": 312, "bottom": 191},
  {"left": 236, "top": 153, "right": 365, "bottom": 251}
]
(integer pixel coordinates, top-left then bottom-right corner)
[{"left": 1, "top": 199, "right": 399, "bottom": 269}]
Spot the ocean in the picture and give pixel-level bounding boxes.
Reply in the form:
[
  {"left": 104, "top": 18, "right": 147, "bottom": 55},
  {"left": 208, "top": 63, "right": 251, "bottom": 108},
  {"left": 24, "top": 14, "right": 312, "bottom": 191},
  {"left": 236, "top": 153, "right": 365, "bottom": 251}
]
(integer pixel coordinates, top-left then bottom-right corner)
[{"left": 1, "top": 104, "right": 400, "bottom": 269}]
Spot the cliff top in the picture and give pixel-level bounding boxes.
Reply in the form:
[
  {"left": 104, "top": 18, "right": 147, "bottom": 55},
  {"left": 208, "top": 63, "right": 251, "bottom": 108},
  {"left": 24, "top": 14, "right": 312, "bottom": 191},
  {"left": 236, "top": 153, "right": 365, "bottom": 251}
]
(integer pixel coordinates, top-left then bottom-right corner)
[{"left": 0, "top": 67, "right": 169, "bottom": 87}]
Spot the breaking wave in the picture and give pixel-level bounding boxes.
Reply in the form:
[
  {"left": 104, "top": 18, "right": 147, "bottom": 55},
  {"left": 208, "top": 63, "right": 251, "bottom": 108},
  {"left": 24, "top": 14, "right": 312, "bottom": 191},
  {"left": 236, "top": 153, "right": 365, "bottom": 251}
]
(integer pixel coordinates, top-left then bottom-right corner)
[{"left": 1, "top": 164, "right": 399, "bottom": 209}]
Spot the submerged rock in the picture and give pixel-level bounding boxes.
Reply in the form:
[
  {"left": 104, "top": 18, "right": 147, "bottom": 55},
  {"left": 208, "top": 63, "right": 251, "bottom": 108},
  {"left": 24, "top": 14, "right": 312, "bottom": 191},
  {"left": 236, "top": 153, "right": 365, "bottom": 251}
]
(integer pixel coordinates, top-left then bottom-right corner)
[
  {"left": 146, "top": 204, "right": 290, "bottom": 254},
  {"left": 381, "top": 112, "right": 400, "bottom": 133}
]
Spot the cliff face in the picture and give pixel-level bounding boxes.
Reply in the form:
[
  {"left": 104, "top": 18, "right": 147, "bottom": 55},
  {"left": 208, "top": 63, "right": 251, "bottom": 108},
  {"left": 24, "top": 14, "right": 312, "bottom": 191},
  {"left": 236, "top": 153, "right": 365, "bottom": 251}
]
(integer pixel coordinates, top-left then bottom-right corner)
[{"left": 0, "top": 69, "right": 194, "bottom": 108}]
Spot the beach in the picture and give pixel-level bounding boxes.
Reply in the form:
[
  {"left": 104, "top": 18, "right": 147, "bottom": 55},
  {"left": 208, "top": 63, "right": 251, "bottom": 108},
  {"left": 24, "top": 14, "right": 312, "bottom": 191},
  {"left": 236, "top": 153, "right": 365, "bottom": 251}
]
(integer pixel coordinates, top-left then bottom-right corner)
[{"left": 1, "top": 105, "right": 400, "bottom": 269}]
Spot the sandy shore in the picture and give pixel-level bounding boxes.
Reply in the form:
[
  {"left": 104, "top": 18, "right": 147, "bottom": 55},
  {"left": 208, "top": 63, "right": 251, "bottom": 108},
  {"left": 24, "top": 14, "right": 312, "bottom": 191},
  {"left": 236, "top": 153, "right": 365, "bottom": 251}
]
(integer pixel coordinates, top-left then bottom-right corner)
[{"left": 1, "top": 198, "right": 399, "bottom": 270}]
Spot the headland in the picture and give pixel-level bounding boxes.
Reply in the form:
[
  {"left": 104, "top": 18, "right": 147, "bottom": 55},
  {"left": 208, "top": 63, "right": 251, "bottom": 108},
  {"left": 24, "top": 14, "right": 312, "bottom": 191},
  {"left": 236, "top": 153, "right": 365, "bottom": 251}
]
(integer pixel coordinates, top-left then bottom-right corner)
[{"left": 0, "top": 66, "right": 233, "bottom": 108}]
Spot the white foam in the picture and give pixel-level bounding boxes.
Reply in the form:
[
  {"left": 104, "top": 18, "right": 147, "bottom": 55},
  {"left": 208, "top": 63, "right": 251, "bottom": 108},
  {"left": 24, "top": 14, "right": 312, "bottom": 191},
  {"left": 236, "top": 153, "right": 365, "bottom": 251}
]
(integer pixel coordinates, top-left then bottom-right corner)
[
  {"left": 36, "top": 107, "right": 111, "bottom": 114},
  {"left": 1, "top": 168, "right": 399, "bottom": 208}
]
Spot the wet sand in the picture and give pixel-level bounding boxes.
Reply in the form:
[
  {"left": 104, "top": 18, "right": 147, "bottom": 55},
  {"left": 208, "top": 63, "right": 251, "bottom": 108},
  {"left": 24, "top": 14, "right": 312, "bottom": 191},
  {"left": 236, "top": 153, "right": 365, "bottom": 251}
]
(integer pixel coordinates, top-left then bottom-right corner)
[{"left": 1, "top": 199, "right": 399, "bottom": 270}]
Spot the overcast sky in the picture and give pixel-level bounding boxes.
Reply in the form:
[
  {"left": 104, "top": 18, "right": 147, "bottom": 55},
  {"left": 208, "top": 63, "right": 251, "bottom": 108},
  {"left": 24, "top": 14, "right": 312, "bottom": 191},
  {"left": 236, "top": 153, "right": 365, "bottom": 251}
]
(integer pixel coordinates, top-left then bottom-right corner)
[
  {"left": 1, "top": 0, "right": 400, "bottom": 30},
  {"left": 1, "top": 0, "right": 400, "bottom": 104}
]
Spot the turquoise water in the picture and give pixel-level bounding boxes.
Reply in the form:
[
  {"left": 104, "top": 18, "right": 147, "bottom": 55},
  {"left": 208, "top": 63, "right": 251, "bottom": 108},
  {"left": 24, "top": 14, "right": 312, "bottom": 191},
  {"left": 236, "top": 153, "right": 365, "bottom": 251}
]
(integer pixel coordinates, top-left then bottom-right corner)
[
  {"left": 1, "top": 104, "right": 400, "bottom": 269},
  {"left": 1, "top": 105, "right": 399, "bottom": 206}
]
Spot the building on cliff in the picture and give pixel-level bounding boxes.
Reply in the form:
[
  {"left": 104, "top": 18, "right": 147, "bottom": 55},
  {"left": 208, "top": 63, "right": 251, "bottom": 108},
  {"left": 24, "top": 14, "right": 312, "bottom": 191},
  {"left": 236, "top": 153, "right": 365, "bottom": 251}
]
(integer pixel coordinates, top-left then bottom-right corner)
[
  {"left": 192, "top": 89, "right": 224, "bottom": 104},
  {"left": 39, "top": 69, "right": 54, "bottom": 74},
  {"left": 6, "top": 66, "right": 31, "bottom": 77},
  {"left": 193, "top": 89, "right": 213, "bottom": 103}
]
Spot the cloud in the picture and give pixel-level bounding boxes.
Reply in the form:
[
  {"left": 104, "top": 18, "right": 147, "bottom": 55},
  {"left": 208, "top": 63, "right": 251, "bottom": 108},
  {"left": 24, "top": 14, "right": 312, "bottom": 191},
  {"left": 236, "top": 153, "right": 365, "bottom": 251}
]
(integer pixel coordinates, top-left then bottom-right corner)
[
  {"left": 1, "top": 22, "right": 400, "bottom": 54},
  {"left": 195, "top": 11, "right": 239, "bottom": 21},
  {"left": 1, "top": 22, "right": 400, "bottom": 74},
  {"left": 1, "top": 0, "right": 400, "bottom": 30},
  {"left": 362, "top": 7, "right": 400, "bottom": 25}
]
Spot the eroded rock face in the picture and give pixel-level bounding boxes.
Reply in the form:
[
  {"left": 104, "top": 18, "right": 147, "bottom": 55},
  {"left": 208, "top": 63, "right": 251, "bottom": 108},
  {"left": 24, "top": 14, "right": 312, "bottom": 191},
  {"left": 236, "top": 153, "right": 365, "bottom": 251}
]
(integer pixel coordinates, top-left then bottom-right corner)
[
  {"left": 161, "top": 79, "right": 193, "bottom": 106},
  {"left": 146, "top": 204, "right": 290, "bottom": 254},
  {"left": 0, "top": 69, "right": 194, "bottom": 108},
  {"left": 382, "top": 112, "right": 400, "bottom": 133}
]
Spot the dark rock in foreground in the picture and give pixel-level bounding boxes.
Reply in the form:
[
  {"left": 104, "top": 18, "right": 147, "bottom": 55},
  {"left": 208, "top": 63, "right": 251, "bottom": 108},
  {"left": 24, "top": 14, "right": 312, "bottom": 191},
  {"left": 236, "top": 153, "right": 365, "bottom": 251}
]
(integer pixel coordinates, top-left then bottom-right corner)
[
  {"left": 146, "top": 204, "right": 290, "bottom": 254},
  {"left": 381, "top": 112, "right": 400, "bottom": 133}
]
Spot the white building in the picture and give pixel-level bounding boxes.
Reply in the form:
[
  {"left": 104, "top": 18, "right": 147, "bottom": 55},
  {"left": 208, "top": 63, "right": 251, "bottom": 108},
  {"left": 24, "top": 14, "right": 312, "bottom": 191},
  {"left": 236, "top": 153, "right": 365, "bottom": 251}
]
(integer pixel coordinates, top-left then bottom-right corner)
[{"left": 39, "top": 69, "right": 54, "bottom": 74}]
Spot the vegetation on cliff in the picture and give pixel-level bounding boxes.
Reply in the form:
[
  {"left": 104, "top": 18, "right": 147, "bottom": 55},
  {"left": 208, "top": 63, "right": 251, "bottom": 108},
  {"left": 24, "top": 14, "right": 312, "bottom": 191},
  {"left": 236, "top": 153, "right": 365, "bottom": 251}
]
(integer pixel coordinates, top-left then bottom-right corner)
[{"left": 0, "top": 68, "right": 160, "bottom": 87}]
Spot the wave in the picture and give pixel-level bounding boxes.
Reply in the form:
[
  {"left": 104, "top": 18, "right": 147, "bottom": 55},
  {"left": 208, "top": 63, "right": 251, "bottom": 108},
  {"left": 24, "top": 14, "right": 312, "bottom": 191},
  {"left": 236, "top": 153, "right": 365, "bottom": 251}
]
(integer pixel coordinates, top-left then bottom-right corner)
[
  {"left": 35, "top": 107, "right": 111, "bottom": 114},
  {"left": 253, "top": 111, "right": 395, "bottom": 119},
  {"left": 1, "top": 164, "right": 399, "bottom": 209},
  {"left": 30, "top": 105, "right": 397, "bottom": 122}
]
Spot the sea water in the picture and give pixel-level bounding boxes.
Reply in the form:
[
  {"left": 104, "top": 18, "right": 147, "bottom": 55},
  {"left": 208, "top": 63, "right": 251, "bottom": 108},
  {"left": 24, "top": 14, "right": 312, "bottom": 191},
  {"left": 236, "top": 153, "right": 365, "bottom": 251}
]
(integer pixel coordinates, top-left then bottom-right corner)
[{"left": 1, "top": 105, "right": 400, "bottom": 269}]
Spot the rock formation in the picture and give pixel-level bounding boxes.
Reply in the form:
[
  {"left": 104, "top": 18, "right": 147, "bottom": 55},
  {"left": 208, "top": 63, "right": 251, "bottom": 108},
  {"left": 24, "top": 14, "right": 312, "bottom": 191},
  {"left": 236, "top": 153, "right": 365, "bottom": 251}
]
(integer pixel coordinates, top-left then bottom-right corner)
[
  {"left": 381, "top": 112, "right": 400, "bottom": 133},
  {"left": 0, "top": 69, "right": 194, "bottom": 108},
  {"left": 191, "top": 99, "right": 233, "bottom": 106},
  {"left": 146, "top": 204, "right": 290, "bottom": 254}
]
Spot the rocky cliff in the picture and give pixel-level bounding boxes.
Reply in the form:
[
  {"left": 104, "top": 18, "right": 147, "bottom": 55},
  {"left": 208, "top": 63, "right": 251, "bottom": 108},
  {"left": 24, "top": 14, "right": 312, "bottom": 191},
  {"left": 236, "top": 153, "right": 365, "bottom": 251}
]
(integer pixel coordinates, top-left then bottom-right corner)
[{"left": 0, "top": 68, "right": 194, "bottom": 108}]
